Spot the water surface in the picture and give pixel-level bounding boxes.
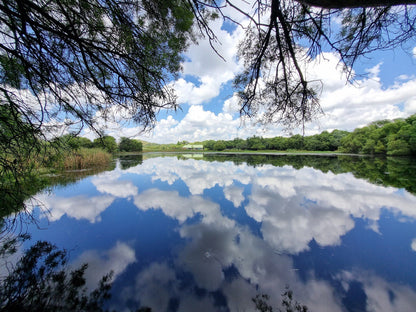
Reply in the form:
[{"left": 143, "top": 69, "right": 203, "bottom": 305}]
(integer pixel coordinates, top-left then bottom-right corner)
[{"left": 19, "top": 154, "right": 416, "bottom": 311}]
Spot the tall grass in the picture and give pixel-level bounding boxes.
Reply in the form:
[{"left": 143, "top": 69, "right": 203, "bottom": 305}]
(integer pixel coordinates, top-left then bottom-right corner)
[{"left": 60, "top": 148, "right": 112, "bottom": 170}]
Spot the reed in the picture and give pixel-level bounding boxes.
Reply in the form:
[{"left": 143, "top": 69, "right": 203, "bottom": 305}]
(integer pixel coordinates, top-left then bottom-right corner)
[{"left": 61, "top": 148, "right": 112, "bottom": 170}]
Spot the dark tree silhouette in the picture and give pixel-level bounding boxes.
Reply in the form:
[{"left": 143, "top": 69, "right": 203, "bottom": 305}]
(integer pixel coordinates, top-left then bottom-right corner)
[{"left": 0, "top": 238, "right": 113, "bottom": 311}]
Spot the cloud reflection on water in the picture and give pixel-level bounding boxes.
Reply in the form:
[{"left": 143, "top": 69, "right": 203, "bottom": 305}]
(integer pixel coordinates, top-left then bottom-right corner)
[
  {"left": 30, "top": 156, "right": 416, "bottom": 311},
  {"left": 36, "top": 193, "right": 115, "bottom": 223}
]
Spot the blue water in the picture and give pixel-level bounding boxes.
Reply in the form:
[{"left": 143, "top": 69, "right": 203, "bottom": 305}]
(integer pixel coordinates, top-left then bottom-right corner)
[{"left": 21, "top": 155, "right": 416, "bottom": 311}]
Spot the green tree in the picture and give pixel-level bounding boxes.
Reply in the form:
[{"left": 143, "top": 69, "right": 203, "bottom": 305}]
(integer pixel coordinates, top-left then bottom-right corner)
[
  {"left": 203, "top": 140, "right": 216, "bottom": 150},
  {"left": 287, "top": 135, "right": 304, "bottom": 150},
  {"left": 213, "top": 140, "right": 227, "bottom": 151},
  {"left": 232, "top": 138, "right": 247, "bottom": 150},
  {"left": 119, "top": 137, "right": 143, "bottom": 152},
  {"left": 58, "top": 135, "right": 93, "bottom": 150},
  {"left": 93, "top": 136, "right": 118, "bottom": 153},
  {"left": 387, "top": 136, "right": 411, "bottom": 156},
  {"left": 247, "top": 136, "right": 266, "bottom": 150},
  {"left": 267, "top": 137, "right": 288, "bottom": 150}
]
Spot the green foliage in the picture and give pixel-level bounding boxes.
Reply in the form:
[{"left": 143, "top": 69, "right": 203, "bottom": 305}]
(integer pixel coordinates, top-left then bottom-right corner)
[
  {"left": 0, "top": 104, "right": 44, "bottom": 216},
  {"left": 0, "top": 0, "right": 195, "bottom": 218},
  {"left": 93, "top": 136, "right": 118, "bottom": 153},
  {"left": 202, "top": 129, "right": 348, "bottom": 152},
  {"left": 339, "top": 115, "right": 416, "bottom": 156},
  {"left": 247, "top": 136, "right": 266, "bottom": 150},
  {"left": 213, "top": 140, "right": 227, "bottom": 151},
  {"left": 0, "top": 240, "right": 113, "bottom": 312},
  {"left": 55, "top": 135, "right": 93, "bottom": 150},
  {"left": 119, "top": 137, "right": 143, "bottom": 152}
]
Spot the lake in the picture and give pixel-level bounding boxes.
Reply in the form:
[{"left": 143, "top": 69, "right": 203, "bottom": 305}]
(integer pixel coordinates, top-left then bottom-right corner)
[{"left": 10, "top": 154, "right": 416, "bottom": 311}]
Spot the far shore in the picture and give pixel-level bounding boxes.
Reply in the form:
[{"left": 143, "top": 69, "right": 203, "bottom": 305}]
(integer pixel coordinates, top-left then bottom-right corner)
[{"left": 137, "top": 150, "right": 369, "bottom": 157}]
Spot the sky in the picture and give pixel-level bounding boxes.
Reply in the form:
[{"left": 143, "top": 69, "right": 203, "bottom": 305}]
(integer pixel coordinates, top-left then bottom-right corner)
[{"left": 83, "top": 4, "right": 416, "bottom": 144}]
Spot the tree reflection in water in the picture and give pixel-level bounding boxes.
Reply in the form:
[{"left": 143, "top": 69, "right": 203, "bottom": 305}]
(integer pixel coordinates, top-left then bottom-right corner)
[
  {"left": 0, "top": 236, "right": 111, "bottom": 312},
  {"left": 2, "top": 154, "right": 416, "bottom": 311}
]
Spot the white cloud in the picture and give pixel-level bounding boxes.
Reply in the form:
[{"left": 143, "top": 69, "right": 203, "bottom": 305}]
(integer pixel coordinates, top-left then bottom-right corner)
[
  {"left": 411, "top": 238, "right": 416, "bottom": 252},
  {"left": 173, "top": 16, "right": 244, "bottom": 106},
  {"left": 413, "top": 46, "right": 416, "bottom": 58},
  {"left": 91, "top": 168, "right": 138, "bottom": 198},
  {"left": 223, "top": 185, "right": 245, "bottom": 207},
  {"left": 222, "top": 93, "right": 241, "bottom": 114},
  {"left": 96, "top": 156, "right": 416, "bottom": 312},
  {"left": 245, "top": 165, "right": 416, "bottom": 253},
  {"left": 72, "top": 241, "right": 136, "bottom": 290},
  {"left": 70, "top": 12, "right": 416, "bottom": 143},
  {"left": 128, "top": 156, "right": 416, "bottom": 255},
  {"left": 303, "top": 54, "right": 416, "bottom": 133},
  {"left": 337, "top": 270, "right": 416, "bottom": 312},
  {"left": 133, "top": 188, "right": 221, "bottom": 223},
  {"left": 36, "top": 193, "right": 115, "bottom": 223},
  {"left": 119, "top": 49, "right": 416, "bottom": 143},
  {"left": 136, "top": 105, "right": 242, "bottom": 143}
]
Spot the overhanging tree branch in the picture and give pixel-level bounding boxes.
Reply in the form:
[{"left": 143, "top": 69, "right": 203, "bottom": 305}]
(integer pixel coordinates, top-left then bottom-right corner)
[{"left": 299, "top": 0, "right": 416, "bottom": 9}]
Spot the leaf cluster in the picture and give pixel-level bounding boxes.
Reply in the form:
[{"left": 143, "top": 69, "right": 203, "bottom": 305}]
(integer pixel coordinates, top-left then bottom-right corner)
[{"left": 338, "top": 114, "right": 416, "bottom": 155}]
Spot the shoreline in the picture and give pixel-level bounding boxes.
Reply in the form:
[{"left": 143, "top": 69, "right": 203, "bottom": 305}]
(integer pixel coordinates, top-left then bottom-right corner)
[{"left": 139, "top": 150, "right": 369, "bottom": 157}]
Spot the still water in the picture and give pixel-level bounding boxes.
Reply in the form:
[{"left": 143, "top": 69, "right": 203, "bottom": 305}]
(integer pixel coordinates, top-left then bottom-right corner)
[{"left": 20, "top": 154, "right": 416, "bottom": 311}]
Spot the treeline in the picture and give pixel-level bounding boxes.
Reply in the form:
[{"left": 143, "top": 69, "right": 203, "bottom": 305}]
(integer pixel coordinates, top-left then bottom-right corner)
[
  {"left": 202, "top": 130, "right": 349, "bottom": 152},
  {"left": 201, "top": 114, "right": 416, "bottom": 156},
  {"left": 56, "top": 135, "right": 143, "bottom": 153}
]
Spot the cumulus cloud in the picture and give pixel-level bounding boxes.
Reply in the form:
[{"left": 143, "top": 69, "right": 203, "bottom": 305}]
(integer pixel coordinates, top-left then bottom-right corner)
[
  {"left": 118, "top": 50, "right": 416, "bottom": 143},
  {"left": 337, "top": 270, "right": 416, "bottom": 312},
  {"left": 173, "top": 16, "right": 244, "bottom": 106},
  {"left": 133, "top": 262, "right": 178, "bottom": 311},
  {"left": 133, "top": 188, "right": 221, "bottom": 223},
  {"left": 36, "top": 193, "right": 115, "bottom": 223},
  {"left": 303, "top": 54, "right": 416, "bottom": 134},
  {"left": 175, "top": 197, "right": 343, "bottom": 312},
  {"left": 91, "top": 169, "right": 138, "bottom": 198},
  {"left": 223, "top": 185, "right": 245, "bottom": 207},
  {"left": 128, "top": 156, "right": 416, "bottom": 255},
  {"left": 72, "top": 12, "right": 416, "bottom": 144},
  {"left": 56, "top": 155, "right": 416, "bottom": 312},
  {"left": 245, "top": 165, "right": 416, "bottom": 253},
  {"left": 72, "top": 241, "right": 136, "bottom": 290}
]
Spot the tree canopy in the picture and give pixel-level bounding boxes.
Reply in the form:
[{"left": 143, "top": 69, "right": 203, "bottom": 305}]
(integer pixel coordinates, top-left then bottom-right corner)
[
  {"left": 119, "top": 137, "right": 143, "bottom": 152},
  {"left": 0, "top": 0, "right": 195, "bottom": 209},
  {"left": 0, "top": 0, "right": 196, "bottom": 136},
  {"left": 1, "top": 0, "right": 414, "bottom": 137},
  {"left": 202, "top": 0, "right": 416, "bottom": 130}
]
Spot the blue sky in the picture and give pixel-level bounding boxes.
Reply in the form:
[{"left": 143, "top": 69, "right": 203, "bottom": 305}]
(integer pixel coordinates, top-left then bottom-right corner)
[{"left": 83, "top": 4, "right": 416, "bottom": 144}]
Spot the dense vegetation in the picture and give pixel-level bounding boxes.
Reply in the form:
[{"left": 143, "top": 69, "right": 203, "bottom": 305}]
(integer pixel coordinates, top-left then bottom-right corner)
[
  {"left": 58, "top": 135, "right": 142, "bottom": 154},
  {"left": 202, "top": 130, "right": 348, "bottom": 152},
  {"left": 338, "top": 115, "right": 416, "bottom": 156},
  {"left": 197, "top": 115, "right": 416, "bottom": 156}
]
